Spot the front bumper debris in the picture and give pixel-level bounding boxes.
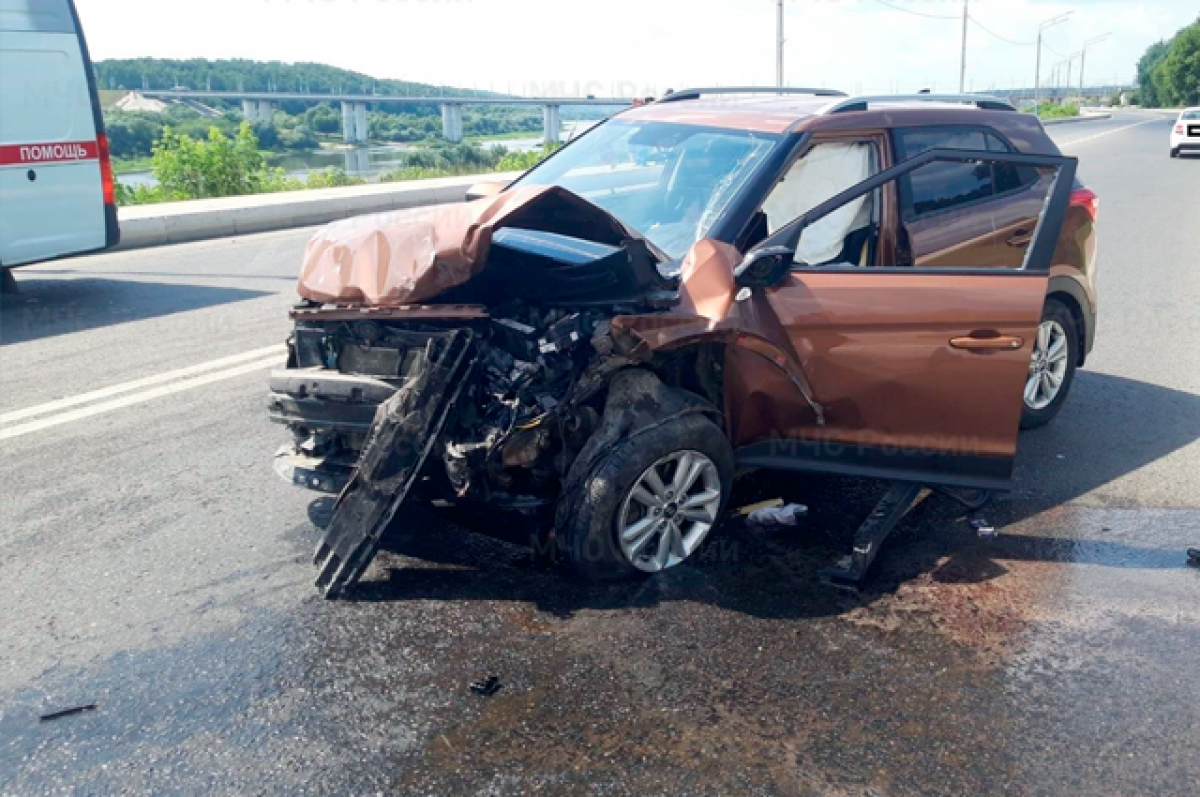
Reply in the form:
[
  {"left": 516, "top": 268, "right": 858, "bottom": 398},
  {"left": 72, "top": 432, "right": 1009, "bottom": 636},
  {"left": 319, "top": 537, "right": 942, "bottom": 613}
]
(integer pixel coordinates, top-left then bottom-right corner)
[{"left": 313, "top": 328, "right": 477, "bottom": 599}]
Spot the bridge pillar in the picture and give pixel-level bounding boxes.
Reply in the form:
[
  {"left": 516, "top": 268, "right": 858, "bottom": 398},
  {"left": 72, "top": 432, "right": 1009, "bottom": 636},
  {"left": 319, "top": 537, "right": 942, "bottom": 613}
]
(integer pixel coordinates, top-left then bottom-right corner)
[
  {"left": 542, "top": 104, "right": 561, "bottom": 145},
  {"left": 354, "top": 102, "right": 369, "bottom": 143},
  {"left": 341, "top": 101, "right": 368, "bottom": 144},
  {"left": 341, "top": 101, "right": 355, "bottom": 143},
  {"left": 243, "top": 100, "right": 274, "bottom": 123},
  {"left": 441, "top": 103, "right": 463, "bottom": 143}
]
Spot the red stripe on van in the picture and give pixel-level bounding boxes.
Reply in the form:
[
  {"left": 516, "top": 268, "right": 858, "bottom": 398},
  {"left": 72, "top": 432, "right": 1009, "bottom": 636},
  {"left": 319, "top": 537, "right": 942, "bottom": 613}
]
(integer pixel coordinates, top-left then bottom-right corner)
[{"left": 0, "top": 141, "right": 100, "bottom": 165}]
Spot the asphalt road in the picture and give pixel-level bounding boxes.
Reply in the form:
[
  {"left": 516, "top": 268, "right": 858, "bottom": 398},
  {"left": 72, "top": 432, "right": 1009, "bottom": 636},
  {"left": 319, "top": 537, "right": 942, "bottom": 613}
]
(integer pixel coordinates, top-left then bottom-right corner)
[{"left": 2, "top": 111, "right": 1198, "bottom": 796}]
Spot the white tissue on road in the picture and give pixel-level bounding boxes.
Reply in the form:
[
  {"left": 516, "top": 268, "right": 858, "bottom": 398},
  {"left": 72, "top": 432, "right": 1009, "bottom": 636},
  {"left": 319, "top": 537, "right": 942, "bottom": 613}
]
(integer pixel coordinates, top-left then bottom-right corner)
[{"left": 747, "top": 504, "right": 808, "bottom": 528}]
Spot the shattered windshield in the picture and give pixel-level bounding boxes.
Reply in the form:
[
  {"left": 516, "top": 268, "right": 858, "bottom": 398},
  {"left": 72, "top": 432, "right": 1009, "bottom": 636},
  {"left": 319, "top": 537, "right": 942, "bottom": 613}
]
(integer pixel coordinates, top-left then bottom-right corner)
[{"left": 516, "top": 120, "right": 781, "bottom": 260}]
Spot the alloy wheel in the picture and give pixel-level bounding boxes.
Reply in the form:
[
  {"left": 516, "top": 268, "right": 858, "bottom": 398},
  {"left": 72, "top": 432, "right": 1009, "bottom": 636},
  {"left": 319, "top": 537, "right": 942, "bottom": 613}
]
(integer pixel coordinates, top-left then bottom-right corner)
[
  {"left": 1025, "top": 319, "right": 1070, "bottom": 411},
  {"left": 617, "top": 450, "right": 722, "bottom": 573}
]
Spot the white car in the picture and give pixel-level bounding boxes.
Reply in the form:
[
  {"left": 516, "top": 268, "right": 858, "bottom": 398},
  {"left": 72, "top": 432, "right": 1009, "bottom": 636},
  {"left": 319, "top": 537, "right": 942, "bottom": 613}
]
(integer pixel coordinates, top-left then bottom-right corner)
[{"left": 1170, "top": 107, "right": 1200, "bottom": 158}]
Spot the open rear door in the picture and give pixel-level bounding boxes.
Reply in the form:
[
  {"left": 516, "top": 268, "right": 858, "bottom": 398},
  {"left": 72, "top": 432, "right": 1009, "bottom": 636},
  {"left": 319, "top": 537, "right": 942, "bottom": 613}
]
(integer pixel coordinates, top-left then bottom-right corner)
[{"left": 731, "top": 148, "right": 1077, "bottom": 491}]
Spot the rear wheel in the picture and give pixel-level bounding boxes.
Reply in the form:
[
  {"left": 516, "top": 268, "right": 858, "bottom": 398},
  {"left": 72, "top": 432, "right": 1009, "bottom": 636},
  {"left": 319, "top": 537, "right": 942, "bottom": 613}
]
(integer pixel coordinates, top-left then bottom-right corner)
[
  {"left": 560, "top": 414, "right": 733, "bottom": 581},
  {"left": 1020, "top": 298, "right": 1078, "bottom": 429},
  {"left": 1170, "top": 147, "right": 1180, "bottom": 158}
]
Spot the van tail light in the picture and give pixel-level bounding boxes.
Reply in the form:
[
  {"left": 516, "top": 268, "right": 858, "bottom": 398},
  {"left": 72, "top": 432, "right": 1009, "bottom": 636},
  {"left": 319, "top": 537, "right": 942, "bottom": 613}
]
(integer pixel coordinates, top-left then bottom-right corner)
[
  {"left": 97, "top": 132, "right": 116, "bottom": 206},
  {"left": 1176, "top": 124, "right": 1185, "bottom": 134},
  {"left": 1070, "top": 186, "right": 1098, "bottom": 221}
]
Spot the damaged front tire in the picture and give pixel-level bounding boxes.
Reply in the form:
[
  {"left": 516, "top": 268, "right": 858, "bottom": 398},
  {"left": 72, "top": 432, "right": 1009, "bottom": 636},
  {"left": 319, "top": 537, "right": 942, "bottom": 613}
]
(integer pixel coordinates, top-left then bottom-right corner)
[{"left": 561, "top": 414, "right": 733, "bottom": 581}]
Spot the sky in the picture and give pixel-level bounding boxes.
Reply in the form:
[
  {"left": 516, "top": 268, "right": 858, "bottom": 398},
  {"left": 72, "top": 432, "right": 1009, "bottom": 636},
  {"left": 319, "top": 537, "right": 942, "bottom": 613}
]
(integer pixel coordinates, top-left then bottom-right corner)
[{"left": 75, "top": 0, "right": 1198, "bottom": 97}]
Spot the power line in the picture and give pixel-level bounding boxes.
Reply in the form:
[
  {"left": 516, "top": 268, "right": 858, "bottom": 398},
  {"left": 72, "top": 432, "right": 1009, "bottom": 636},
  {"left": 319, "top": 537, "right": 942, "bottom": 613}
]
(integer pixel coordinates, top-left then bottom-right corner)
[
  {"left": 1042, "top": 41, "right": 1068, "bottom": 59},
  {"left": 968, "top": 15, "right": 1036, "bottom": 46},
  {"left": 869, "top": 0, "right": 958, "bottom": 21}
]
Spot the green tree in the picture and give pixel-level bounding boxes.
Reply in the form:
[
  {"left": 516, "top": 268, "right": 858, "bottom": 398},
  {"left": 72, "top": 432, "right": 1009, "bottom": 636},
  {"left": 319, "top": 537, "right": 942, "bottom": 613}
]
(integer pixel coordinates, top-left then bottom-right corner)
[
  {"left": 1160, "top": 20, "right": 1200, "bottom": 106},
  {"left": 104, "top": 110, "right": 163, "bottom": 158},
  {"left": 1137, "top": 40, "right": 1171, "bottom": 106},
  {"left": 304, "top": 103, "right": 341, "bottom": 134},
  {"left": 1135, "top": 17, "right": 1200, "bottom": 107},
  {"left": 151, "top": 122, "right": 287, "bottom": 200}
]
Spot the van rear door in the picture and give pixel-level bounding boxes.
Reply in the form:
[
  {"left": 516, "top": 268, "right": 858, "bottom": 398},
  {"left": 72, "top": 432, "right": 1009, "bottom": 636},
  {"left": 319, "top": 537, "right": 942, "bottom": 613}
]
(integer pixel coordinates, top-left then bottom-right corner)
[{"left": 0, "top": 0, "right": 118, "bottom": 267}]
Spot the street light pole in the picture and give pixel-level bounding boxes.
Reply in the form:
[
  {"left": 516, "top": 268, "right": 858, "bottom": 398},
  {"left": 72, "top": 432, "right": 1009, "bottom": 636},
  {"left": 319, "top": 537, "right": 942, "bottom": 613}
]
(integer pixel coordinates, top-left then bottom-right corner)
[
  {"left": 1034, "top": 11, "right": 1072, "bottom": 113},
  {"left": 959, "top": 0, "right": 969, "bottom": 93},
  {"left": 776, "top": 0, "right": 785, "bottom": 88},
  {"left": 1080, "top": 33, "right": 1111, "bottom": 98},
  {"left": 1066, "top": 53, "right": 1079, "bottom": 95}
]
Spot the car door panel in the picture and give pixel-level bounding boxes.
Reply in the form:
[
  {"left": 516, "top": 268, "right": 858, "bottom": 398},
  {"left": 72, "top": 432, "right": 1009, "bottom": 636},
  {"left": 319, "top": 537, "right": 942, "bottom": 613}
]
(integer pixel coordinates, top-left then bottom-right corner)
[
  {"left": 759, "top": 270, "right": 1045, "bottom": 454},
  {"left": 731, "top": 148, "right": 1076, "bottom": 490}
]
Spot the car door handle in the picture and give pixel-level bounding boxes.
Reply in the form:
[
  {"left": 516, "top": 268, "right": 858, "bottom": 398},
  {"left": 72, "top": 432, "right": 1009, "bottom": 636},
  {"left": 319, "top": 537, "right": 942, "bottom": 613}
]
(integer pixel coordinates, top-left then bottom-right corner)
[
  {"left": 1006, "top": 229, "right": 1033, "bottom": 247},
  {"left": 950, "top": 335, "right": 1024, "bottom": 351}
]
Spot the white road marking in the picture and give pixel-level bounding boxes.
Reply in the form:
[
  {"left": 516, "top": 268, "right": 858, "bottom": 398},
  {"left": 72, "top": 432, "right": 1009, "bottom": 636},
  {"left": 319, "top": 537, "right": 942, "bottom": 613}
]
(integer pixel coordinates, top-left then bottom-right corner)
[
  {"left": 0, "top": 354, "right": 284, "bottom": 441},
  {"left": 1055, "top": 118, "right": 1161, "bottom": 150},
  {"left": 1, "top": 344, "right": 286, "bottom": 424}
]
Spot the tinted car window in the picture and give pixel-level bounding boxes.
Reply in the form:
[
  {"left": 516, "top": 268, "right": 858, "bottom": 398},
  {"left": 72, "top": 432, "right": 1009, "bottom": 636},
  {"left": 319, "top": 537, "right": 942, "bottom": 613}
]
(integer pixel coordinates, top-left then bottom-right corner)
[
  {"left": 986, "top": 132, "right": 1040, "bottom": 194},
  {"left": 896, "top": 129, "right": 995, "bottom": 217}
]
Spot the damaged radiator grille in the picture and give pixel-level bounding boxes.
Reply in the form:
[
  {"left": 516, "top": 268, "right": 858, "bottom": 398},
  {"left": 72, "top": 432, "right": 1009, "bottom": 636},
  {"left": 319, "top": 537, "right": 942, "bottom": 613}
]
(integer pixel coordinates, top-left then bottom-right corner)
[{"left": 294, "top": 323, "right": 438, "bottom": 378}]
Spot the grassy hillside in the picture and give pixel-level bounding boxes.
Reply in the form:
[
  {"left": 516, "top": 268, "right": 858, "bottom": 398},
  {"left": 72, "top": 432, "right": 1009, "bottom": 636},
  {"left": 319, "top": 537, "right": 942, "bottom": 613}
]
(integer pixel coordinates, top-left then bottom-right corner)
[
  {"left": 94, "top": 57, "right": 492, "bottom": 100},
  {"left": 93, "top": 58, "right": 609, "bottom": 121}
]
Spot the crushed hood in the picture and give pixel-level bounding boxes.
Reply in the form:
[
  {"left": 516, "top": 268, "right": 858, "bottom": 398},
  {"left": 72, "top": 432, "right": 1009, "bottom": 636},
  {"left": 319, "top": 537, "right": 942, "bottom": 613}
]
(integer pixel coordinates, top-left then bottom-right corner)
[{"left": 297, "top": 185, "right": 653, "bottom": 306}]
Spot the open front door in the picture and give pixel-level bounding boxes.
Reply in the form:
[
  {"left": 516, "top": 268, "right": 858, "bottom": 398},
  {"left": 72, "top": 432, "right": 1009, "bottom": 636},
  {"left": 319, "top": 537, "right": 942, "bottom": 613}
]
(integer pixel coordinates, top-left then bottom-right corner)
[{"left": 731, "top": 149, "right": 1077, "bottom": 490}]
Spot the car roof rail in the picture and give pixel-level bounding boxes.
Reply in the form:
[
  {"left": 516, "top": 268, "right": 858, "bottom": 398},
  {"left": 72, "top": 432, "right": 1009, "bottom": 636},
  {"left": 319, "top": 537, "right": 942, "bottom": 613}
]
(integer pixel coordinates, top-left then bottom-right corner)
[
  {"left": 659, "top": 86, "right": 848, "bottom": 103},
  {"left": 818, "top": 93, "right": 1017, "bottom": 114}
]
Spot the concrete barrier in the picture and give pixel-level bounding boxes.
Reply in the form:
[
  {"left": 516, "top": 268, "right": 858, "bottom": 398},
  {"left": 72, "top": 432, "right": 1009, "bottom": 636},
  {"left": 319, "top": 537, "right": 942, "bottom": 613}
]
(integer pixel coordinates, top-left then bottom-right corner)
[
  {"left": 114, "top": 171, "right": 523, "bottom": 251},
  {"left": 1042, "top": 112, "right": 1113, "bottom": 126}
]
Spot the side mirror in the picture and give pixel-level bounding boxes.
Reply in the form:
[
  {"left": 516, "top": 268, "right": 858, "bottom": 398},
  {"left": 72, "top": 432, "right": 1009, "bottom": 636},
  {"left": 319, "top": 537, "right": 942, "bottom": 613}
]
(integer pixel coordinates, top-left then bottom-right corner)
[
  {"left": 465, "top": 180, "right": 511, "bottom": 202},
  {"left": 733, "top": 245, "right": 795, "bottom": 290}
]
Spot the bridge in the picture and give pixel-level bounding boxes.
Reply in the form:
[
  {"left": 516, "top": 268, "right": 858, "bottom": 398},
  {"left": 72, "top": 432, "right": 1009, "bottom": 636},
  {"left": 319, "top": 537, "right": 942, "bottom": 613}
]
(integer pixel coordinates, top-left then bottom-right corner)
[{"left": 140, "top": 90, "right": 635, "bottom": 145}]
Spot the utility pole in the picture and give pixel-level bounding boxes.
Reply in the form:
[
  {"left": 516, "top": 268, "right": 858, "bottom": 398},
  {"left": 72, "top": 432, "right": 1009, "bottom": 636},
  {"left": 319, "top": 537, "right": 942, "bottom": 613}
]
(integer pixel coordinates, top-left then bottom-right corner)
[
  {"left": 776, "top": 0, "right": 785, "bottom": 88},
  {"left": 1065, "top": 52, "right": 1082, "bottom": 97},
  {"left": 1034, "top": 11, "right": 1072, "bottom": 112},
  {"left": 959, "top": 0, "right": 968, "bottom": 93},
  {"left": 1079, "top": 33, "right": 1111, "bottom": 98}
]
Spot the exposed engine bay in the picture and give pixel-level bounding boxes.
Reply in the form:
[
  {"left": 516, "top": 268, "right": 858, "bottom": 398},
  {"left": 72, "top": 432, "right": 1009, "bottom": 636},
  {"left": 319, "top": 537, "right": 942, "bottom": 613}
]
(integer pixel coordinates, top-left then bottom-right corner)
[
  {"left": 272, "top": 303, "right": 621, "bottom": 505},
  {"left": 268, "top": 211, "right": 731, "bottom": 596},
  {"left": 270, "top": 215, "right": 681, "bottom": 492}
]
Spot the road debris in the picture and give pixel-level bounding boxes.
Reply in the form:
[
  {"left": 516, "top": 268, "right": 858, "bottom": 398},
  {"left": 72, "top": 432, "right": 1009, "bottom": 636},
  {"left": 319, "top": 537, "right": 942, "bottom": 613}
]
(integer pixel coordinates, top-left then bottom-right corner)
[
  {"left": 746, "top": 503, "right": 808, "bottom": 528},
  {"left": 39, "top": 703, "right": 96, "bottom": 722},
  {"left": 470, "top": 676, "right": 502, "bottom": 697},
  {"left": 734, "top": 498, "right": 783, "bottom": 516},
  {"left": 971, "top": 517, "right": 998, "bottom": 539}
]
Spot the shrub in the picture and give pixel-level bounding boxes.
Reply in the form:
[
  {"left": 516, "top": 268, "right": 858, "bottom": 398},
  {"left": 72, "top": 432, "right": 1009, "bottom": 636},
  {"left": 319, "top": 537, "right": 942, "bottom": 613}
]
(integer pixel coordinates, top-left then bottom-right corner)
[
  {"left": 304, "top": 167, "right": 367, "bottom": 189},
  {"left": 150, "top": 122, "right": 289, "bottom": 200},
  {"left": 497, "top": 142, "right": 562, "bottom": 171}
]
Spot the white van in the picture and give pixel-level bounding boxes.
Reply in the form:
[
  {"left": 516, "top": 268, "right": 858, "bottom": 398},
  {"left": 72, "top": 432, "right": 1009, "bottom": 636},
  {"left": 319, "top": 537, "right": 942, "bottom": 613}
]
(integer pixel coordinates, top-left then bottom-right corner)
[{"left": 0, "top": 0, "right": 118, "bottom": 284}]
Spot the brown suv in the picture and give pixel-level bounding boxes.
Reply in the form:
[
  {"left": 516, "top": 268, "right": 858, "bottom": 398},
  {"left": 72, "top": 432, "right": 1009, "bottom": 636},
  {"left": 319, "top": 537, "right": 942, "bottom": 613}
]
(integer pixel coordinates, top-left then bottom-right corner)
[{"left": 268, "top": 89, "right": 1098, "bottom": 596}]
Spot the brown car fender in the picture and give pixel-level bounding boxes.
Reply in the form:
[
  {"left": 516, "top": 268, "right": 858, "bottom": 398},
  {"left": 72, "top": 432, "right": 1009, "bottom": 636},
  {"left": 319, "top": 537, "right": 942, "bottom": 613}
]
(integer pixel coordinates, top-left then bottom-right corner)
[{"left": 1047, "top": 274, "right": 1094, "bottom": 363}]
